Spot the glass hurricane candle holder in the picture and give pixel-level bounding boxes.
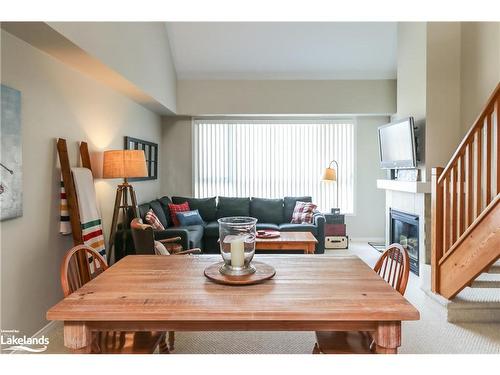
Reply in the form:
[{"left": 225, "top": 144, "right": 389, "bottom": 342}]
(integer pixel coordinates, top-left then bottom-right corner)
[{"left": 218, "top": 217, "right": 257, "bottom": 276}]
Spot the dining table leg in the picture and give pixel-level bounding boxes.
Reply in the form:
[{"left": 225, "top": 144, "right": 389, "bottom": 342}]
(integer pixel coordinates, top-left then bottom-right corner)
[
  {"left": 64, "top": 321, "right": 92, "bottom": 353},
  {"left": 374, "top": 321, "right": 401, "bottom": 354}
]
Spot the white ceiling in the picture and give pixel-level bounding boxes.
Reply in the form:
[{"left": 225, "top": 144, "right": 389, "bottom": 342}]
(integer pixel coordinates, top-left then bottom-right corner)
[{"left": 166, "top": 22, "right": 397, "bottom": 80}]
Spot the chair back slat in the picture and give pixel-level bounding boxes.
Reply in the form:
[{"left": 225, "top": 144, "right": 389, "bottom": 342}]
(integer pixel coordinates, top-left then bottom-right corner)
[
  {"left": 61, "top": 245, "right": 108, "bottom": 297},
  {"left": 373, "top": 243, "right": 410, "bottom": 295}
]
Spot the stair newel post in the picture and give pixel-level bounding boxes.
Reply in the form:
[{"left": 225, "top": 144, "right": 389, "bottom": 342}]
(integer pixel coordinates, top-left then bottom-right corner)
[{"left": 431, "top": 167, "right": 444, "bottom": 293}]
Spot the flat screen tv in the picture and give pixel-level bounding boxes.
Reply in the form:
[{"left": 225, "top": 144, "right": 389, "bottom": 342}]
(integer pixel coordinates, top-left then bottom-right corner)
[{"left": 378, "top": 117, "right": 417, "bottom": 169}]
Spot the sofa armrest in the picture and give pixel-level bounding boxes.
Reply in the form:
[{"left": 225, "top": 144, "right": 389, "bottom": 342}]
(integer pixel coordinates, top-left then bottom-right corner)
[
  {"left": 312, "top": 211, "right": 326, "bottom": 254},
  {"left": 154, "top": 228, "right": 189, "bottom": 250}
]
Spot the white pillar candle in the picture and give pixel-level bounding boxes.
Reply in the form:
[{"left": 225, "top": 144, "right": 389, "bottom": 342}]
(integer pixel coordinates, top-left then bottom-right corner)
[{"left": 230, "top": 237, "right": 245, "bottom": 268}]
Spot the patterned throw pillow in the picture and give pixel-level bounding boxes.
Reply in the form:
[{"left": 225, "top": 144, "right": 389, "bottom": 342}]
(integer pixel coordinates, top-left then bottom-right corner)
[
  {"left": 144, "top": 209, "right": 165, "bottom": 230},
  {"left": 168, "top": 202, "right": 190, "bottom": 226},
  {"left": 176, "top": 209, "right": 205, "bottom": 226},
  {"left": 291, "top": 201, "right": 318, "bottom": 224}
]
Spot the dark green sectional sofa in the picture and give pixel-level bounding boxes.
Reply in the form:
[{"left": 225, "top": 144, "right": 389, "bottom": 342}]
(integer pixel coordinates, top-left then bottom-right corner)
[{"left": 136, "top": 196, "right": 325, "bottom": 254}]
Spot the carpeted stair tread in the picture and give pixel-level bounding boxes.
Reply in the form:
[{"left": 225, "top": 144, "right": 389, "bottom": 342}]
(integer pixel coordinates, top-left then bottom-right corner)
[
  {"left": 450, "top": 286, "right": 500, "bottom": 306},
  {"left": 471, "top": 273, "right": 500, "bottom": 288},
  {"left": 488, "top": 261, "right": 500, "bottom": 274}
]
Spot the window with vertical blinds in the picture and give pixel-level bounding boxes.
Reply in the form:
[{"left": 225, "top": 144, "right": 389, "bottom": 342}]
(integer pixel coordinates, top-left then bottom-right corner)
[{"left": 193, "top": 118, "right": 355, "bottom": 213}]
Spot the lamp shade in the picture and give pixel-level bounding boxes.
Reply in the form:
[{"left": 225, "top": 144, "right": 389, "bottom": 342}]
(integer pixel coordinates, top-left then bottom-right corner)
[
  {"left": 102, "top": 150, "right": 147, "bottom": 179},
  {"left": 322, "top": 167, "right": 337, "bottom": 181}
]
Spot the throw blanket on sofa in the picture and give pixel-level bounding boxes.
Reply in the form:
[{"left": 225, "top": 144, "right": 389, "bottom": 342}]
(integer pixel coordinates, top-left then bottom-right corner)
[{"left": 59, "top": 168, "right": 106, "bottom": 261}]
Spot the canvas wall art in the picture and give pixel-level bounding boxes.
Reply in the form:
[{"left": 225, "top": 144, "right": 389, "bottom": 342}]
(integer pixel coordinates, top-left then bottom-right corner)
[{"left": 1, "top": 84, "right": 22, "bottom": 221}]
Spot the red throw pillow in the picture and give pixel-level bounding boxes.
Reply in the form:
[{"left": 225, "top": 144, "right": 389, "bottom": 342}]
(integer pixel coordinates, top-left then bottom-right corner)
[
  {"left": 291, "top": 201, "right": 318, "bottom": 224},
  {"left": 144, "top": 209, "right": 165, "bottom": 231},
  {"left": 168, "top": 202, "right": 190, "bottom": 226}
]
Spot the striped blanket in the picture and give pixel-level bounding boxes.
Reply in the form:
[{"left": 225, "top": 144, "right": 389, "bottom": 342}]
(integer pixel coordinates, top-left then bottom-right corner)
[
  {"left": 59, "top": 178, "right": 71, "bottom": 234},
  {"left": 59, "top": 168, "right": 106, "bottom": 259}
]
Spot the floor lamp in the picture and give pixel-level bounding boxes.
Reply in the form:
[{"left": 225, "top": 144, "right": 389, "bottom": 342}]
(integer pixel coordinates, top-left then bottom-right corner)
[
  {"left": 103, "top": 150, "right": 148, "bottom": 264},
  {"left": 322, "top": 159, "right": 339, "bottom": 210}
]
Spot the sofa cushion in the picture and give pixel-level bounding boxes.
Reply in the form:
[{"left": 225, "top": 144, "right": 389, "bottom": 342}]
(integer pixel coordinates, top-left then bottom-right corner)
[
  {"left": 138, "top": 203, "right": 152, "bottom": 221},
  {"left": 256, "top": 223, "right": 280, "bottom": 231},
  {"left": 279, "top": 223, "right": 318, "bottom": 236},
  {"left": 158, "top": 196, "right": 173, "bottom": 226},
  {"left": 250, "top": 198, "right": 284, "bottom": 224},
  {"left": 149, "top": 199, "right": 168, "bottom": 228},
  {"left": 203, "top": 221, "right": 219, "bottom": 237},
  {"left": 284, "top": 196, "right": 312, "bottom": 222},
  {"left": 217, "top": 197, "right": 250, "bottom": 218},
  {"left": 172, "top": 196, "right": 217, "bottom": 222},
  {"left": 178, "top": 224, "right": 204, "bottom": 249}
]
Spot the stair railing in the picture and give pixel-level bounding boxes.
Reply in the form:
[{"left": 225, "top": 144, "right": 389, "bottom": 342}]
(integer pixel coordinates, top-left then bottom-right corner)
[{"left": 431, "top": 83, "right": 500, "bottom": 296}]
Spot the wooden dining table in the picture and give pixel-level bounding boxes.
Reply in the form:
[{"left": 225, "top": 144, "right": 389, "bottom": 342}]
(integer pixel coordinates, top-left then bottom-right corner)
[{"left": 47, "top": 254, "right": 420, "bottom": 354}]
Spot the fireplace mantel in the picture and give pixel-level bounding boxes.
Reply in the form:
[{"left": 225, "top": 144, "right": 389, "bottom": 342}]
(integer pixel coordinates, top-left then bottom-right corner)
[{"left": 376, "top": 179, "right": 431, "bottom": 194}]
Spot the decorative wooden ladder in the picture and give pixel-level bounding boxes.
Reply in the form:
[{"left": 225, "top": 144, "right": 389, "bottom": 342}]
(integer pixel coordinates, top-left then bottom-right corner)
[
  {"left": 57, "top": 138, "right": 95, "bottom": 284},
  {"left": 431, "top": 83, "right": 500, "bottom": 299}
]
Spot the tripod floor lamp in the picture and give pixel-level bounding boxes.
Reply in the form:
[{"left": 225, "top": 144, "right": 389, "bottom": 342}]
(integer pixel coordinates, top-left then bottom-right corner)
[
  {"left": 103, "top": 150, "right": 148, "bottom": 264},
  {"left": 322, "top": 159, "right": 340, "bottom": 210}
]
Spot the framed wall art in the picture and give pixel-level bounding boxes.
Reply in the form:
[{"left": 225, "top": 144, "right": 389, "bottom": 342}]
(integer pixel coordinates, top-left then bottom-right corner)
[{"left": 124, "top": 136, "right": 158, "bottom": 181}]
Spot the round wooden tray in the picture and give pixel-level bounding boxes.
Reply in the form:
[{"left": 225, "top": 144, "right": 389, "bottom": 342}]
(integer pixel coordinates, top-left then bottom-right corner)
[
  {"left": 256, "top": 230, "right": 281, "bottom": 239},
  {"left": 204, "top": 261, "right": 276, "bottom": 286}
]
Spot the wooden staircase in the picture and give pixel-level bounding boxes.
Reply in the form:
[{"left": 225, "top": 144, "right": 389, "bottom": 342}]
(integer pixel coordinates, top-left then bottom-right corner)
[{"left": 431, "top": 82, "right": 500, "bottom": 300}]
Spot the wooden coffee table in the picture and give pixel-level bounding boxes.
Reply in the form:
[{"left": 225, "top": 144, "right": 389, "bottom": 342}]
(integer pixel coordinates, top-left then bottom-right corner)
[{"left": 255, "top": 231, "right": 317, "bottom": 254}]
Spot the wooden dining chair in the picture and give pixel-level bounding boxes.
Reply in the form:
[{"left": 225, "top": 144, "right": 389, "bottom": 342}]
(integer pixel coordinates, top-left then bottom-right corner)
[
  {"left": 313, "top": 243, "right": 410, "bottom": 354},
  {"left": 61, "top": 244, "right": 169, "bottom": 354},
  {"left": 130, "top": 218, "right": 201, "bottom": 256},
  {"left": 130, "top": 218, "right": 201, "bottom": 351}
]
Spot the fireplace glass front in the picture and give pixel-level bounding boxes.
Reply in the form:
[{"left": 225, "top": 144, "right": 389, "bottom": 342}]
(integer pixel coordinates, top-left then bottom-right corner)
[{"left": 390, "top": 209, "right": 419, "bottom": 275}]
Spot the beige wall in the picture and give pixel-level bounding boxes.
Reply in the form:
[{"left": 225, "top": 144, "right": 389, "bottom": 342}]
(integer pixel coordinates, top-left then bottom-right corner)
[
  {"left": 396, "top": 22, "right": 427, "bottom": 122},
  {"left": 48, "top": 22, "right": 178, "bottom": 114},
  {"left": 345, "top": 116, "right": 388, "bottom": 240},
  {"left": 161, "top": 117, "right": 193, "bottom": 198},
  {"left": 395, "top": 22, "right": 427, "bottom": 179},
  {"left": 177, "top": 79, "right": 396, "bottom": 115},
  {"left": 425, "top": 23, "right": 462, "bottom": 178},
  {"left": 460, "top": 22, "right": 500, "bottom": 135},
  {"left": 0, "top": 31, "right": 162, "bottom": 335}
]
